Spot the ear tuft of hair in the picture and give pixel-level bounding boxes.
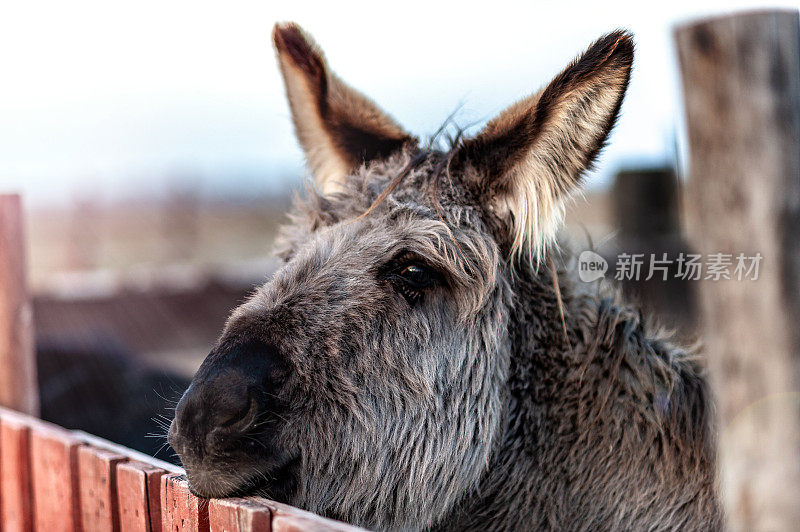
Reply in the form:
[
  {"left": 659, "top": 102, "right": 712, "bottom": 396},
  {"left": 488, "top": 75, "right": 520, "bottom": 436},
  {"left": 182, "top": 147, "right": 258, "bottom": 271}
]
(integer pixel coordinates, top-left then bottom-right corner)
[{"left": 456, "top": 30, "right": 634, "bottom": 266}]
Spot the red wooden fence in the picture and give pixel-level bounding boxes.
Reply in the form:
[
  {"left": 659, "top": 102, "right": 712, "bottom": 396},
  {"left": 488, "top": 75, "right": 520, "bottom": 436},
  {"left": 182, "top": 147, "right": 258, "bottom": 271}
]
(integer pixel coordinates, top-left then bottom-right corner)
[{"left": 0, "top": 407, "right": 366, "bottom": 532}]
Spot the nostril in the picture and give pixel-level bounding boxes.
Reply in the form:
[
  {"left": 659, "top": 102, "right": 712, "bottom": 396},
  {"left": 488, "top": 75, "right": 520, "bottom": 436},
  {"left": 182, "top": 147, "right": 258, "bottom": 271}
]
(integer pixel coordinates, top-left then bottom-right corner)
[
  {"left": 173, "top": 339, "right": 288, "bottom": 461},
  {"left": 218, "top": 394, "right": 257, "bottom": 431},
  {"left": 206, "top": 396, "right": 258, "bottom": 453}
]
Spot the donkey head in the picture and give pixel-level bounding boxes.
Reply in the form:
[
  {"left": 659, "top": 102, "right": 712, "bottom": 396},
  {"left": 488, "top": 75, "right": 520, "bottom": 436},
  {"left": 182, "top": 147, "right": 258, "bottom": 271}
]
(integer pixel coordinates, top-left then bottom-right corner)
[{"left": 169, "top": 23, "right": 632, "bottom": 530}]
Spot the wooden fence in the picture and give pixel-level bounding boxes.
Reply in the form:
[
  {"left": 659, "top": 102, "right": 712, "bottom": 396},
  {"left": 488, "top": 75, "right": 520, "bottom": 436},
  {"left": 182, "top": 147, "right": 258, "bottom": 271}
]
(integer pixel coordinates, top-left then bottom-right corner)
[{"left": 0, "top": 406, "right": 365, "bottom": 532}]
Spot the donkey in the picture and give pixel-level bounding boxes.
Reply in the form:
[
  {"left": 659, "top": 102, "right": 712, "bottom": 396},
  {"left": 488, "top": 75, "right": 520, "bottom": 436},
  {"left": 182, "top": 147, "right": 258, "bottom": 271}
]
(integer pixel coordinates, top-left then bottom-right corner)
[{"left": 168, "top": 23, "right": 721, "bottom": 531}]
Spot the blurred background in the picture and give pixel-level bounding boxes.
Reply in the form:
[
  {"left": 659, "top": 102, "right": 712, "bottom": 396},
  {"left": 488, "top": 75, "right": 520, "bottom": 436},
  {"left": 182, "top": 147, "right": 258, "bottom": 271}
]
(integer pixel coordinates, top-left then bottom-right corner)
[{"left": 0, "top": 0, "right": 792, "bottom": 461}]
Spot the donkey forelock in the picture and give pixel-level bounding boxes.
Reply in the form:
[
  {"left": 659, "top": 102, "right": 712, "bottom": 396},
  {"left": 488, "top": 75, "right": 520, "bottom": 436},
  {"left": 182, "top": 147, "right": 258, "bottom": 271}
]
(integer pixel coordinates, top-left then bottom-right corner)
[{"left": 168, "top": 23, "right": 720, "bottom": 531}]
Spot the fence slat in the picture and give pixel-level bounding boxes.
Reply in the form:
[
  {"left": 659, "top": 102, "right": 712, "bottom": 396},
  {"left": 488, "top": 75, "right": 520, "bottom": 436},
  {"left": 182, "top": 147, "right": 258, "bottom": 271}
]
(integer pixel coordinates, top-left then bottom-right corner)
[
  {"left": 161, "top": 474, "right": 209, "bottom": 532},
  {"left": 117, "top": 461, "right": 165, "bottom": 532},
  {"left": 29, "top": 425, "right": 83, "bottom": 532},
  {"left": 209, "top": 498, "right": 271, "bottom": 532},
  {"left": 77, "top": 446, "right": 127, "bottom": 531},
  {"left": 0, "top": 194, "right": 38, "bottom": 416},
  {"left": 0, "top": 414, "right": 33, "bottom": 532},
  {"left": 273, "top": 515, "right": 337, "bottom": 532},
  {"left": 265, "top": 501, "right": 365, "bottom": 532}
]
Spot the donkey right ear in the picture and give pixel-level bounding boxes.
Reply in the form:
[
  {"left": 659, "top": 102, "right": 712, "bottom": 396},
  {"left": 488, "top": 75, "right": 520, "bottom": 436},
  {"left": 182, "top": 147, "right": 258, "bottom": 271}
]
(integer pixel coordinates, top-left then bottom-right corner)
[
  {"left": 454, "top": 31, "right": 633, "bottom": 264},
  {"left": 273, "top": 23, "right": 416, "bottom": 194}
]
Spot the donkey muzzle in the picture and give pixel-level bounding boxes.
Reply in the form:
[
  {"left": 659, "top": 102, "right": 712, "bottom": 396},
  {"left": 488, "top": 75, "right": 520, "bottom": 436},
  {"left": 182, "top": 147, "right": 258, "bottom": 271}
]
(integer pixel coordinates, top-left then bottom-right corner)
[{"left": 168, "top": 340, "right": 292, "bottom": 497}]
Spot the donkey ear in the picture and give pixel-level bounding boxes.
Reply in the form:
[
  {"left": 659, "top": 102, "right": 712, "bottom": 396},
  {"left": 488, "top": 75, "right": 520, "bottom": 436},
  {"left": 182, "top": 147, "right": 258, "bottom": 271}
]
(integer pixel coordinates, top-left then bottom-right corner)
[
  {"left": 273, "top": 23, "right": 417, "bottom": 194},
  {"left": 456, "top": 31, "right": 633, "bottom": 262}
]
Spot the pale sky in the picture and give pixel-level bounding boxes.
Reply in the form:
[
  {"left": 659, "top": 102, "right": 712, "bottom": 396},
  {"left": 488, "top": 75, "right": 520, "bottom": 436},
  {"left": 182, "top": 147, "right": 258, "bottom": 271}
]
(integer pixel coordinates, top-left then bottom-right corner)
[{"left": 1, "top": 0, "right": 797, "bottom": 206}]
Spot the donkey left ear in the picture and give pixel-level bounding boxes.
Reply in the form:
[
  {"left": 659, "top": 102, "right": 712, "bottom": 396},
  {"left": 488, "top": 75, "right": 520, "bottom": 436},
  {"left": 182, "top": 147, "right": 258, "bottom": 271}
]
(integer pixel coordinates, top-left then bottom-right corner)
[
  {"left": 273, "top": 23, "right": 417, "bottom": 194},
  {"left": 456, "top": 31, "right": 633, "bottom": 262}
]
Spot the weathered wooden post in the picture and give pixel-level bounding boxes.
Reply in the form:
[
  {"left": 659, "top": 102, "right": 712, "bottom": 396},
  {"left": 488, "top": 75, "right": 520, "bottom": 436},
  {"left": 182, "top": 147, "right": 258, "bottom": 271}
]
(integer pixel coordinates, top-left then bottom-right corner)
[
  {"left": 0, "top": 194, "right": 39, "bottom": 415},
  {"left": 676, "top": 9, "right": 800, "bottom": 530}
]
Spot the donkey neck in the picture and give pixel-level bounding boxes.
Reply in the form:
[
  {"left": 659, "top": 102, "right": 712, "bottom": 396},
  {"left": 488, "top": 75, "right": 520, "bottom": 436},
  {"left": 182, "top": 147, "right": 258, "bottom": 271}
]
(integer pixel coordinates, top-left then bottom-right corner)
[{"left": 434, "top": 255, "right": 720, "bottom": 531}]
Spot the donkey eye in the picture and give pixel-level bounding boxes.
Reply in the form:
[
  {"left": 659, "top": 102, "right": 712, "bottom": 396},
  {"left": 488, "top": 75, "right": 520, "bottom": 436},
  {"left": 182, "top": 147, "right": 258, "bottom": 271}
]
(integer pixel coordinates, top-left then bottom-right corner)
[
  {"left": 398, "top": 264, "right": 436, "bottom": 289},
  {"left": 383, "top": 261, "right": 441, "bottom": 304}
]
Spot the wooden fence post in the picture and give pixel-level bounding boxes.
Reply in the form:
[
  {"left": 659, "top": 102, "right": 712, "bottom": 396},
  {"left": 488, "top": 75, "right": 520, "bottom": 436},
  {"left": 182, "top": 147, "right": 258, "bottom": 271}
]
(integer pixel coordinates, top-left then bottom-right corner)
[
  {"left": 0, "top": 194, "right": 38, "bottom": 415},
  {"left": 675, "top": 9, "right": 800, "bottom": 531}
]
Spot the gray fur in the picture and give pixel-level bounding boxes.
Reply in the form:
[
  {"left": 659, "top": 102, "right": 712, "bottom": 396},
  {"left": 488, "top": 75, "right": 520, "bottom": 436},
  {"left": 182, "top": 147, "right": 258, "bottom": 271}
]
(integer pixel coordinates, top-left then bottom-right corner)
[
  {"left": 171, "top": 27, "right": 722, "bottom": 531},
  {"left": 186, "top": 150, "right": 720, "bottom": 530}
]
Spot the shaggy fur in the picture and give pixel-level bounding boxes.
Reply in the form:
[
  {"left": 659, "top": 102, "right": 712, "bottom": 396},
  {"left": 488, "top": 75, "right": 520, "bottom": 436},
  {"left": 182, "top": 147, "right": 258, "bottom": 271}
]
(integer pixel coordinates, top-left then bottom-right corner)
[{"left": 169, "top": 24, "right": 721, "bottom": 531}]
